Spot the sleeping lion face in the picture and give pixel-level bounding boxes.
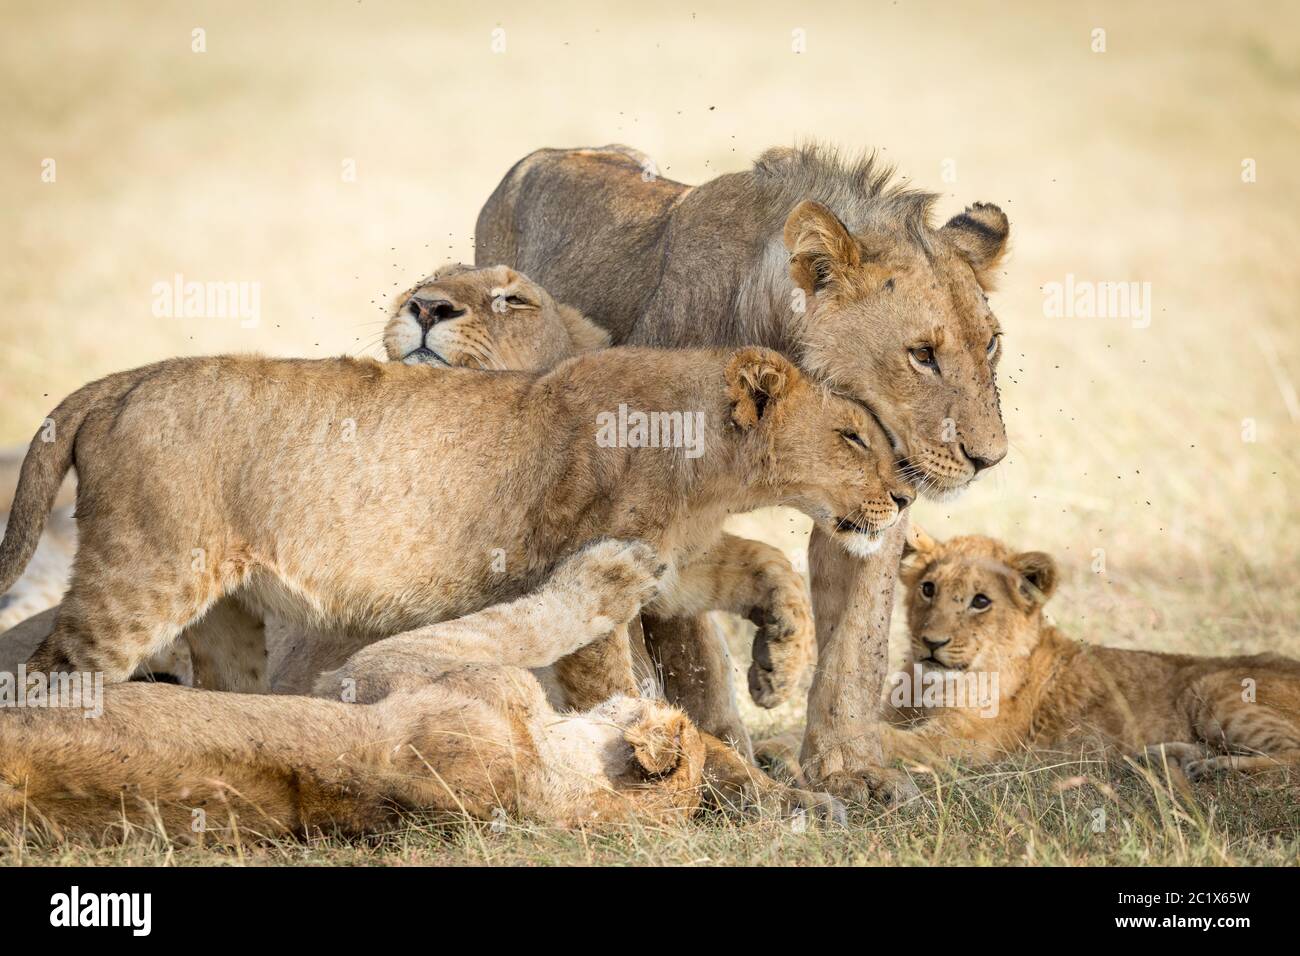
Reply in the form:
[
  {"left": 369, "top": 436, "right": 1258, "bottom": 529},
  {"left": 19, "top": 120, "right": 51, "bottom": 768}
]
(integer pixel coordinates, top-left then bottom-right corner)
[
  {"left": 385, "top": 264, "right": 609, "bottom": 371},
  {"left": 899, "top": 529, "right": 1058, "bottom": 675}
]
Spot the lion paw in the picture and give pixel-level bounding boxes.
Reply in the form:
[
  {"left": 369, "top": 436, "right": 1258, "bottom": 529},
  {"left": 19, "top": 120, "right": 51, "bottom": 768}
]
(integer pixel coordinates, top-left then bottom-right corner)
[
  {"left": 1140, "top": 742, "right": 1209, "bottom": 771},
  {"left": 557, "top": 538, "right": 666, "bottom": 633},
  {"left": 624, "top": 704, "right": 701, "bottom": 779},
  {"left": 746, "top": 591, "right": 814, "bottom": 709},
  {"left": 817, "top": 767, "right": 920, "bottom": 808}
]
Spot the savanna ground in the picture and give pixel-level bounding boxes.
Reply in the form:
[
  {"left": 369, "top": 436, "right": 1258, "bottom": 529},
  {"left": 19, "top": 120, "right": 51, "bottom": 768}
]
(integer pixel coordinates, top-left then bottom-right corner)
[{"left": 1, "top": 0, "right": 1298, "bottom": 865}]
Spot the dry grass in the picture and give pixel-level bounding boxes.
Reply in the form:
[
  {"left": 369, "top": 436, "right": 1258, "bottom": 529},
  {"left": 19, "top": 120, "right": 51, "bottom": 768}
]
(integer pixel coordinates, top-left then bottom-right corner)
[
  {"left": 2, "top": 0, "right": 1299, "bottom": 864},
  {"left": 5, "top": 753, "right": 1297, "bottom": 867}
]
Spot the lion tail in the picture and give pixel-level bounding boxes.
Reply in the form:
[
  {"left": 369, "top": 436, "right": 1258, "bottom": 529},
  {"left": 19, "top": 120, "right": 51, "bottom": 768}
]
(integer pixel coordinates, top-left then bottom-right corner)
[{"left": 0, "top": 367, "right": 151, "bottom": 597}]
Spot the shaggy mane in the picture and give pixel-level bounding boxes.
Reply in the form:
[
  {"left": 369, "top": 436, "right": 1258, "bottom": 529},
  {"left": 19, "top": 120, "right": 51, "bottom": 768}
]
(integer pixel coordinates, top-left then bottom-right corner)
[{"left": 752, "top": 143, "right": 939, "bottom": 253}]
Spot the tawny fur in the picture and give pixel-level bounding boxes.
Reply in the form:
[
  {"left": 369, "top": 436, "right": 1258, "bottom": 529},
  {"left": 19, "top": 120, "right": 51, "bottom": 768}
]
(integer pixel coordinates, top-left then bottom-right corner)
[
  {"left": 1, "top": 540, "right": 841, "bottom": 840},
  {"left": 475, "top": 144, "right": 1010, "bottom": 495},
  {"left": 383, "top": 262, "right": 609, "bottom": 370},
  {"left": 474, "top": 144, "right": 1012, "bottom": 796},
  {"left": 2, "top": 265, "right": 815, "bottom": 706},
  {"left": 1, "top": 347, "right": 906, "bottom": 701},
  {"left": 882, "top": 528, "right": 1300, "bottom": 779},
  {"left": 0, "top": 541, "right": 711, "bottom": 839}
]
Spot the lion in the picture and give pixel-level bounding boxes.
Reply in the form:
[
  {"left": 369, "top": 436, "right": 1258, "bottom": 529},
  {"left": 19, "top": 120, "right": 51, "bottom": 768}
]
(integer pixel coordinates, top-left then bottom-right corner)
[
  {"left": 384, "top": 262, "right": 610, "bottom": 370},
  {"left": 878, "top": 528, "right": 1300, "bottom": 778},
  {"left": 1, "top": 344, "right": 909, "bottom": 736},
  {"left": 0, "top": 261, "right": 610, "bottom": 654},
  {"left": 475, "top": 143, "right": 1012, "bottom": 797},
  {"left": 3, "top": 266, "right": 816, "bottom": 712},
  {"left": 2, "top": 539, "right": 836, "bottom": 840}
]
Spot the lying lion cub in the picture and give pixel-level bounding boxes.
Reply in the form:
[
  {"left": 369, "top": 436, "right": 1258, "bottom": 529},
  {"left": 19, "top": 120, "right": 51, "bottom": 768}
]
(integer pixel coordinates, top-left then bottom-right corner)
[
  {"left": 1, "top": 540, "right": 715, "bottom": 838},
  {"left": 881, "top": 528, "right": 1300, "bottom": 778},
  {"left": 2, "top": 344, "right": 909, "bottom": 706}
]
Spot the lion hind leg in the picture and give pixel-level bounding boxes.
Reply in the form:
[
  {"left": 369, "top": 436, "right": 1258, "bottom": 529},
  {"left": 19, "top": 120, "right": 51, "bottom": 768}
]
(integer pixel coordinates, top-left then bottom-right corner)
[
  {"left": 28, "top": 563, "right": 220, "bottom": 684},
  {"left": 1185, "top": 750, "right": 1300, "bottom": 779},
  {"left": 426, "top": 537, "right": 663, "bottom": 671},
  {"left": 1184, "top": 672, "right": 1300, "bottom": 777},
  {"left": 316, "top": 539, "right": 664, "bottom": 703},
  {"left": 24, "top": 515, "right": 244, "bottom": 684}
]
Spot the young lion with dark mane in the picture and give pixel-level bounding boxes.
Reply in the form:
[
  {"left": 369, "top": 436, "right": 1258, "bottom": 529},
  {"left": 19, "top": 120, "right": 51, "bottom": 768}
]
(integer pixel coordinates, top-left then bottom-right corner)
[
  {"left": 880, "top": 528, "right": 1300, "bottom": 778},
  {"left": 476, "top": 143, "right": 1012, "bottom": 799}
]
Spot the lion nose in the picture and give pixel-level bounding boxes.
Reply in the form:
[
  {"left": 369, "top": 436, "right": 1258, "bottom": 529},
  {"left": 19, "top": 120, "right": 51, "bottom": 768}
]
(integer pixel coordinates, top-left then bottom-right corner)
[
  {"left": 922, "top": 637, "right": 949, "bottom": 651},
  {"left": 408, "top": 298, "right": 464, "bottom": 332},
  {"left": 890, "top": 491, "right": 914, "bottom": 512},
  {"left": 960, "top": 443, "right": 1005, "bottom": 473}
]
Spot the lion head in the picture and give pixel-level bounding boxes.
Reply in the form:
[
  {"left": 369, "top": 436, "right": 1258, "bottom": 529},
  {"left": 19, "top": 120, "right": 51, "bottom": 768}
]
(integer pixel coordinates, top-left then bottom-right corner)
[
  {"left": 385, "top": 263, "right": 610, "bottom": 370},
  {"left": 783, "top": 190, "right": 1010, "bottom": 499},
  {"left": 898, "top": 527, "right": 1058, "bottom": 678},
  {"left": 724, "top": 347, "right": 914, "bottom": 558}
]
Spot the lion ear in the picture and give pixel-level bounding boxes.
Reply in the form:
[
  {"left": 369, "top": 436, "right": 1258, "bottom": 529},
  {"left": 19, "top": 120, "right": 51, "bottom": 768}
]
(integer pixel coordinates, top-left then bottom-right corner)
[
  {"left": 1007, "top": 551, "right": 1057, "bottom": 608},
  {"left": 900, "top": 523, "right": 938, "bottom": 580},
  {"left": 556, "top": 302, "right": 611, "bottom": 353},
  {"left": 940, "top": 203, "right": 1010, "bottom": 291},
  {"left": 725, "top": 348, "right": 802, "bottom": 430},
  {"left": 783, "top": 200, "right": 861, "bottom": 296}
]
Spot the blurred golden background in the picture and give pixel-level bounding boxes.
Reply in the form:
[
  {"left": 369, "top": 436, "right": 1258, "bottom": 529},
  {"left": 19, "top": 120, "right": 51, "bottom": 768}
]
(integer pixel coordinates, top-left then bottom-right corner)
[{"left": 2, "top": 0, "right": 1298, "bottom": 717}]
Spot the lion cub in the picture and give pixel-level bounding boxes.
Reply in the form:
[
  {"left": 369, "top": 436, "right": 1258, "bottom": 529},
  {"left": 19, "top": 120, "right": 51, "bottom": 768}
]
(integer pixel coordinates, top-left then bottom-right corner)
[
  {"left": 3, "top": 265, "right": 814, "bottom": 708},
  {"left": 2, "top": 346, "right": 909, "bottom": 698},
  {"left": 384, "top": 262, "right": 610, "bottom": 370},
  {"left": 0, "top": 540, "right": 712, "bottom": 837},
  {"left": 883, "top": 528, "right": 1300, "bottom": 779}
]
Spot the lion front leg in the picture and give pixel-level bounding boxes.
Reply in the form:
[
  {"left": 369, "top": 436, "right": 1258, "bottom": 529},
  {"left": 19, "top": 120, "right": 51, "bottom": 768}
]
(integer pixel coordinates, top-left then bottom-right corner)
[
  {"left": 546, "top": 539, "right": 666, "bottom": 708},
  {"left": 877, "top": 719, "right": 1006, "bottom": 769},
  {"left": 641, "top": 613, "right": 754, "bottom": 762},
  {"left": 317, "top": 539, "right": 664, "bottom": 703},
  {"left": 649, "top": 533, "right": 814, "bottom": 709},
  {"left": 800, "top": 519, "right": 918, "bottom": 805}
]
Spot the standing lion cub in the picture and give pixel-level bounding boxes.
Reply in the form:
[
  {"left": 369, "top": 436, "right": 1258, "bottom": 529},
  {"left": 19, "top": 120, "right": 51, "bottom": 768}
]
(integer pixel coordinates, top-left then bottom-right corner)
[
  {"left": 2, "top": 264, "right": 816, "bottom": 711},
  {"left": 880, "top": 528, "right": 1300, "bottom": 778},
  {"left": 1, "top": 344, "right": 910, "bottom": 698}
]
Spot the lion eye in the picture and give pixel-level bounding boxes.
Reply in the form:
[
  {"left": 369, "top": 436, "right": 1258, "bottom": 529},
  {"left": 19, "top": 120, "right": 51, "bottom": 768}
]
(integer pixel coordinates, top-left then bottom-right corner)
[
  {"left": 920, "top": 581, "right": 936, "bottom": 599},
  {"left": 987, "top": 335, "right": 1000, "bottom": 357},
  {"left": 504, "top": 295, "right": 532, "bottom": 308},
  {"left": 971, "top": 593, "right": 991, "bottom": 609},
  {"left": 839, "top": 429, "right": 869, "bottom": 451},
  {"left": 909, "top": 346, "right": 938, "bottom": 371}
]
